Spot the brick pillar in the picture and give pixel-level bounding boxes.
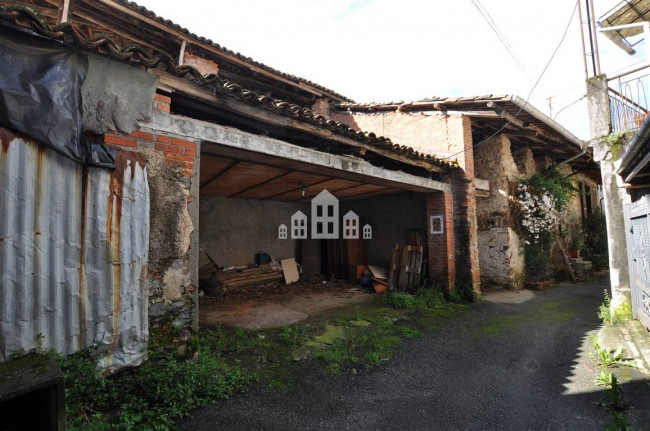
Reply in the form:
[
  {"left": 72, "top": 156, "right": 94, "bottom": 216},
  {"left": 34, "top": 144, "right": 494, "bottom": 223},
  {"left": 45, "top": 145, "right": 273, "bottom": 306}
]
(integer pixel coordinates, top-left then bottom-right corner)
[{"left": 426, "top": 191, "right": 455, "bottom": 290}]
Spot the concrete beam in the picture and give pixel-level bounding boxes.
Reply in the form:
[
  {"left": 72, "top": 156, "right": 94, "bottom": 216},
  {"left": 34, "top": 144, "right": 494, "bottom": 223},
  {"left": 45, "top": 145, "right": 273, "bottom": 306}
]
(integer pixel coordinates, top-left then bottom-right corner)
[{"left": 141, "top": 111, "right": 451, "bottom": 193}]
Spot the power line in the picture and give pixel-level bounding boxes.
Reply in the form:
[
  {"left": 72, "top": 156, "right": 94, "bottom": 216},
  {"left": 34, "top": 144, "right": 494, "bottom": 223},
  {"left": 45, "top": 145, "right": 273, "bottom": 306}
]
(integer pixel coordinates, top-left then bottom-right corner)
[
  {"left": 553, "top": 94, "right": 587, "bottom": 120},
  {"left": 447, "top": 1, "right": 579, "bottom": 159},
  {"left": 470, "top": 0, "right": 533, "bottom": 82}
]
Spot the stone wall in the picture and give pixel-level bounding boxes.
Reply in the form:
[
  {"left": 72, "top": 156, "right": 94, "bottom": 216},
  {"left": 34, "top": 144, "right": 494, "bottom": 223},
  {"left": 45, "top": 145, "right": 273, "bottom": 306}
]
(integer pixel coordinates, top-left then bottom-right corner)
[{"left": 474, "top": 134, "right": 525, "bottom": 289}]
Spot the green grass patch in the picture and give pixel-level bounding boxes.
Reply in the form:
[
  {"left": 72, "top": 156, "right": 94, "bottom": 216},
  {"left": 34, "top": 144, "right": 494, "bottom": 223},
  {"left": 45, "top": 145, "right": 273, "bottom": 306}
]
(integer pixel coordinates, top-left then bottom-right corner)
[{"left": 48, "top": 291, "right": 471, "bottom": 428}]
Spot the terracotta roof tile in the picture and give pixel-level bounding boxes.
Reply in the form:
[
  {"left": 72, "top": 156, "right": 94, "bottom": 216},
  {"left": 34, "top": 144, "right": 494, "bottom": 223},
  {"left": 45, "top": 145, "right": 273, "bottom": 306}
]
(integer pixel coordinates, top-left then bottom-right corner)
[{"left": 0, "top": 4, "right": 455, "bottom": 171}]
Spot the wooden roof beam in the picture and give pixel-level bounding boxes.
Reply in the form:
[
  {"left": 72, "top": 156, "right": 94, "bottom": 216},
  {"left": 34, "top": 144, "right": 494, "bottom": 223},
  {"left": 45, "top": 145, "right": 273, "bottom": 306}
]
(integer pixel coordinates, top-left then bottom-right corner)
[{"left": 150, "top": 69, "right": 445, "bottom": 174}]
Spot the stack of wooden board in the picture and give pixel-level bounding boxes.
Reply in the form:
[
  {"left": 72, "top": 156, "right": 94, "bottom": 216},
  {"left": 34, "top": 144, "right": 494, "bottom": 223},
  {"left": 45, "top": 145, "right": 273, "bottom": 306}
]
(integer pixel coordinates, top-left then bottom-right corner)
[{"left": 214, "top": 264, "right": 283, "bottom": 290}]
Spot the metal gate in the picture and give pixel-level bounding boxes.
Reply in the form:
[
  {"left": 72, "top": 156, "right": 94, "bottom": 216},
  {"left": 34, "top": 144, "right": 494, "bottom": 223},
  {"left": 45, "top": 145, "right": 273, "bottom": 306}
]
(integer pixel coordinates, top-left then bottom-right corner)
[{"left": 624, "top": 194, "right": 650, "bottom": 331}]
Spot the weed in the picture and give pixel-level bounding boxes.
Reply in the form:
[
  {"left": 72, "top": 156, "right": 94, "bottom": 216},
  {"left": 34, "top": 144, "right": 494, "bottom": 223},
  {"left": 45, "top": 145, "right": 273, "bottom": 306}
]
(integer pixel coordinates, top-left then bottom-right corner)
[
  {"left": 596, "top": 370, "right": 614, "bottom": 387},
  {"left": 384, "top": 284, "right": 446, "bottom": 309},
  {"left": 598, "top": 290, "right": 613, "bottom": 324},
  {"left": 598, "top": 291, "right": 633, "bottom": 325},
  {"left": 592, "top": 336, "right": 635, "bottom": 368},
  {"left": 604, "top": 374, "right": 626, "bottom": 412},
  {"left": 363, "top": 352, "right": 382, "bottom": 366},
  {"left": 384, "top": 291, "right": 419, "bottom": 309},
  {"left": 278, "top": 325, "right": 308, "bottom": 348},
  {"left": 393, "top": 325, "right": 422, "bottom": 339},
  {"left": 605, "top": 411, "right": 632, "bottom": 431}
]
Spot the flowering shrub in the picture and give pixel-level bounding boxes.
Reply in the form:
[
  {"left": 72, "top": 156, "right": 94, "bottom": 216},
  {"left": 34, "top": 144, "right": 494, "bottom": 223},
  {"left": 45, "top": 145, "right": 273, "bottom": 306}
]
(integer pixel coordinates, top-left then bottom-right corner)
[
  {"left": 511, "top": 168, "right": 576, "bottom": 281},
  {"left": 514, "top": 183, "right": 561, "bottom": 244}
]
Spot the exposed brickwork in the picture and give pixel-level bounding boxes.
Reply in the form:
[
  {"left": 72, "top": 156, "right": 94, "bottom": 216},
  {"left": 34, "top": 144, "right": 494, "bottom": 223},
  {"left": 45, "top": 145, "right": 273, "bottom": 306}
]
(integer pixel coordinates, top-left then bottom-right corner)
[
  {"left": 105, "top": 129, "right": 198, "bottom": 178},
  {"left": 104, "top": 134, "right": 137, "bottom": 148},
  {"left": 182, "top": 51, "right": 219, "bottom": 77},
  {"left": 311, "top": 98, "right": 332, "bottom": 118},
  {"left": 332, "top": 109, "right": 481, "bottom": 291},
  {"left": 153, "top": 93, "right": 171, "bottom": 113},
  {"left": 331, "top": 111, "right": 470, "bottom": 164},
  {"left": 426, "top": 191, "right": 455, "bottom": 289}
]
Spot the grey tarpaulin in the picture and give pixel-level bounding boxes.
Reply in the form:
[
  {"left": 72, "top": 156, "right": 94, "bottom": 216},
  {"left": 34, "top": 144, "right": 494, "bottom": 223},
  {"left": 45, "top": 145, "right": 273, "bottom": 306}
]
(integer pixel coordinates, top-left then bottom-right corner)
[
  {"left": 82, "top": 54, "right": 159, "bottom": 135},
  {"left": 0, "top": 19, "right": 115, "bottom": 168}
]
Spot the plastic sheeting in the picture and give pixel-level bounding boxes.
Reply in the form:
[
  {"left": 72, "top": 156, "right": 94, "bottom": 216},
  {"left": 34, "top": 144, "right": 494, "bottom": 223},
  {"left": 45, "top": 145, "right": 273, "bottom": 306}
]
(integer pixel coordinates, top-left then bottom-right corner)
[
  {"left": 0, "top": 19, "right": 115, "bottom": 168},
  {"left": 0, "top": 133, "right": 149, "bottom": 371}
]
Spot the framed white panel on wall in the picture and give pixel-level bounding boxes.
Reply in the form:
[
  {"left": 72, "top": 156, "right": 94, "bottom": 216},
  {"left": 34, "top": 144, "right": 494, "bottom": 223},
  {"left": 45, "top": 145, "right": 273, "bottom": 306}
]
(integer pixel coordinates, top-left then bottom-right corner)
[{"left": 430, "top": 215, "right": 444, "bottom": 234}]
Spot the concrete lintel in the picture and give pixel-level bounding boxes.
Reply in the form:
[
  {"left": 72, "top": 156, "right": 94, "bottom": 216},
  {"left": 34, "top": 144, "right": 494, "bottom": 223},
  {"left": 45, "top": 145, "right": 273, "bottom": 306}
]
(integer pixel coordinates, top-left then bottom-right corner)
[{"left": 140, "top": 111, "right": 451, "bottom": 193}]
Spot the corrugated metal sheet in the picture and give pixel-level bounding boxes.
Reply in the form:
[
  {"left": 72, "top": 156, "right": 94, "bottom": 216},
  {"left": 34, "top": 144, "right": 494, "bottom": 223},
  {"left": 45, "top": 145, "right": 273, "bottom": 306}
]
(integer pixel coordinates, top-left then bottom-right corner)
[{"left": 0, "top": 132, "right": 149, "bottom": 372}]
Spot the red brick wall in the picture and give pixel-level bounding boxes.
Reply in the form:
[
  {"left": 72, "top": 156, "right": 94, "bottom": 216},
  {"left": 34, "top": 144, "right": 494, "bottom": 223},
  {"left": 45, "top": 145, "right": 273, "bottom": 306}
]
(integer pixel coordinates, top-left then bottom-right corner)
[
  {"left": 426, "top": 191, "right": 455, "bottom": 289},
  {"left": 333, "top": 109, "right": 481, "bottom": 291},
  {"left": 331, "top": 111, "right": 470, "bottom": 168},
  {"left": 103, "top": 93, "right": 197, "bottom": 179}
]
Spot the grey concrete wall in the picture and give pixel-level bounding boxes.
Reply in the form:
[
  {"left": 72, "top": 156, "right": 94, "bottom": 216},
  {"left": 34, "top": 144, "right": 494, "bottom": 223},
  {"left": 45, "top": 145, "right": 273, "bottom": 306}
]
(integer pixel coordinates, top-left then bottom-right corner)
[
  {"left": 346, "top": 192, "right": 427, "bottom": 269},
  {"left": 586, "top": 74, "right": 631, "bottom": 313},
  {"left": 199, "top": 196, "right": 308, "bottom": 267}
]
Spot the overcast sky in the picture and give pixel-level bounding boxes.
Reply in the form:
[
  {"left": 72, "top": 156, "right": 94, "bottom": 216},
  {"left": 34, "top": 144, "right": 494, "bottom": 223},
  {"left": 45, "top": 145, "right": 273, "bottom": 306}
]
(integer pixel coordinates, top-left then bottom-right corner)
[{"left": 134, "top": 0, "right": 643, "bottom": 140}]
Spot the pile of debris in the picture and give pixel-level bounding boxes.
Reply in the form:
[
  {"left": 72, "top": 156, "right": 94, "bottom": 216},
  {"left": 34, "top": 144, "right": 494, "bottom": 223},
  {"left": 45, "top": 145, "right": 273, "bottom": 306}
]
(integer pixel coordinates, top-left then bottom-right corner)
[{"left": 199, "top": 254, "right": 301, "bottom": 298}]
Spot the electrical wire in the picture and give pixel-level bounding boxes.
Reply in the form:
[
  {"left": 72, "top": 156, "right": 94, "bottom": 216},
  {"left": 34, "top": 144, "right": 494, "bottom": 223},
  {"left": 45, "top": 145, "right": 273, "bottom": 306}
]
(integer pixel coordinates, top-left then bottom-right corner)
[
  {"left": 553, "top": 94, "right": 587, "bottom": 119},
  {"left": 470, "top": 0, "right": 533, "bottom": 82},
  {"left": 447, "top": 1, "right": 579, "bottom": 160}
]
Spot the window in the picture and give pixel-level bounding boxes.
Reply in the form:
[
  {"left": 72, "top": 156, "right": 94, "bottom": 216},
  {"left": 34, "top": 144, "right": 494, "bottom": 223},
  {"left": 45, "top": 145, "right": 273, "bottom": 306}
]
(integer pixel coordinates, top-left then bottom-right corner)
[
  {"left": 317, "top": 205, "right": 323, "bottom": 217},
  {"left": 328, "top": 222, "right": 334, "bottom": 234},
  {"left": 328, "top": 205, "right": 334, "bottom": 217}
]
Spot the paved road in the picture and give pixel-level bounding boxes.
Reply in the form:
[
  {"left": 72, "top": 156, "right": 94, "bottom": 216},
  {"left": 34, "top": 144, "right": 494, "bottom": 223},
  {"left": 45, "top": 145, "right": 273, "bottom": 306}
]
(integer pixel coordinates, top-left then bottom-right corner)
[{"left": 178, "top": 276, "right": 649, "bottom": 430}]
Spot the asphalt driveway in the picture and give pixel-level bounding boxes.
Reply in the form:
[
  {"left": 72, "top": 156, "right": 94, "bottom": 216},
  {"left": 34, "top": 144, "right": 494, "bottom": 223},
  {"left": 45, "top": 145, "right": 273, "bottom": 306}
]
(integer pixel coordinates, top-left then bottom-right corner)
[{"left": 178, "top": 275, "right": 649, "bottom": 430}]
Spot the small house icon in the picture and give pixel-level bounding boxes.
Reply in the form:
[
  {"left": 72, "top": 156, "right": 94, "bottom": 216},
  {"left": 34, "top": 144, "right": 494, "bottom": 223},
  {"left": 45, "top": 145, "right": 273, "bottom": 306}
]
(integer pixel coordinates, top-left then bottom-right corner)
[
  {"left": 311, "top": 189, "right": 338, "bottom": 239},
  {"left": 342, "top": 210, "right": 359, "bottom": 239},
  {"left": 278, "top": 224, "right": 288, "bottom": 239},
  {"left": 291, "top": 211, "right": 307, "bottom": 239},
  {"left": 363, "top": 224, "right": 372, "bottom": 239}
]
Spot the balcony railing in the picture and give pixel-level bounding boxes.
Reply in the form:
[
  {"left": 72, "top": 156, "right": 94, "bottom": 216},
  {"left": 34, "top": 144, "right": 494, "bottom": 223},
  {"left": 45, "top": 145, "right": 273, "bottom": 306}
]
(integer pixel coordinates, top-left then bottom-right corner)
[{"left": 608, "top": 73, "right": 649, "bottom": 133}]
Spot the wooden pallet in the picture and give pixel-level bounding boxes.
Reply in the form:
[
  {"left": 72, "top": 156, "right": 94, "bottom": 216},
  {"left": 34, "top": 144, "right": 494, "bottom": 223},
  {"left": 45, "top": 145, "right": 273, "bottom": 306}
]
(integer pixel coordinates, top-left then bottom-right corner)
[{"left": 388, "top": 244, "right": 423, "bottom": 291}]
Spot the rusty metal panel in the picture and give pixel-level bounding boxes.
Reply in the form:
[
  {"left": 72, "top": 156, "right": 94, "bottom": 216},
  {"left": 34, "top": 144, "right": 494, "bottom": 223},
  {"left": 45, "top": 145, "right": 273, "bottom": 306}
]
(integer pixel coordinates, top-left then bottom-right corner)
[{"left": 0, "top": 133, "right": 149, "bottom": 372}]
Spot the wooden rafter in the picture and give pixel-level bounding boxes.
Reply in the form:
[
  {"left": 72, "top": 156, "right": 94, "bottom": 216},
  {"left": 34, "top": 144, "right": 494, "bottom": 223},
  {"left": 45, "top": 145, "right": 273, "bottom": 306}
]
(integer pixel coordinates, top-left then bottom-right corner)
[
  {"left": 200, "top": 160, "right": 239, "bottom": 189},
  {"left": 228, "top": 169, "right": 292, "bottom": 198}
]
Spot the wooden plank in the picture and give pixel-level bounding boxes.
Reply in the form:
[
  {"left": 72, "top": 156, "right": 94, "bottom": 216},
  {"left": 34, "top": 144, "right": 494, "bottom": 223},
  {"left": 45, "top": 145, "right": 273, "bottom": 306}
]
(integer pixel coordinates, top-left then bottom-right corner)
[
  {"left": 200, "top": 159, "right": 239, "bottom": 189},
  {"left": 202, "top": 162, "right": 287, "bottom": 196},
  {"left": 367, "top": 265, "right": 388, "bottom": 280},
  {"left": 228, "top": 169, "right": 292, "bottom": 198},
  {"left": 58, "top": 0, "right": 71, "bottom": 23},
  {"left": 281, "top": 258, "right": 300, "bottom": 284}
]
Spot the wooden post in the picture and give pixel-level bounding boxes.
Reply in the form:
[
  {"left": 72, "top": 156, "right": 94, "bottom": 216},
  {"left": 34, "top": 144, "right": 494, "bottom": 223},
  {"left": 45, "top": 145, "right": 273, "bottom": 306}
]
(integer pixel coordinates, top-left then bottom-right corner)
[{"left": 57, "top": 0, "right": 71, "bottom": 24}]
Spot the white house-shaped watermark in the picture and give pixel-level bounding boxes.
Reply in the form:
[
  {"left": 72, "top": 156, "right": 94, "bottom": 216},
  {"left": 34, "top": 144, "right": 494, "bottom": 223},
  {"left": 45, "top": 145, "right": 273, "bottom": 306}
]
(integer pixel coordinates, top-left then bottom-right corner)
[
  {"left": 342, "top": 210, "right": 359, "bottom": 239},
  {"left": 278, "top": 224, "right": 288, "bottom": 239},
  {"left": 363, "top": 223, "right": 372, "bottom": 239},
  {"left": 311, "top": 189, "right": 338, "bottom": 239},
  {"left": 291, "top": 210, "right": 307, "bottom": 239}
]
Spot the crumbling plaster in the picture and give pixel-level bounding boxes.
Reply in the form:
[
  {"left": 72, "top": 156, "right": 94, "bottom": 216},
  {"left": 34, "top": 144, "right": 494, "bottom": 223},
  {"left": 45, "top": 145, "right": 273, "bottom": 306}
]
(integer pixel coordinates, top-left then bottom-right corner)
[{"left": 474, "top": 134, "right": 525, "bottom": 289}]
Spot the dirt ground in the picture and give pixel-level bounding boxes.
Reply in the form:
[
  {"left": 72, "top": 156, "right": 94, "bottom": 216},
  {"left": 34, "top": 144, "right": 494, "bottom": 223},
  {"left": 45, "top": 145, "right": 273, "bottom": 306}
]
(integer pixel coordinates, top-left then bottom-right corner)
[{"left": 199, "top": 281, "right": 374, "bottom": 329}]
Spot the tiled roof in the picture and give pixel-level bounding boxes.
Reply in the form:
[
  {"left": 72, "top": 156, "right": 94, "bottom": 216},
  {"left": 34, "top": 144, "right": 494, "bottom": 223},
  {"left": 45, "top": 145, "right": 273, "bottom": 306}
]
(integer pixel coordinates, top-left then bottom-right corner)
[
  {"left": 0, "top": 4, "right": 455, "bottom": 171},
  {"left": 112, "top": 0, "right": 353, "bottom": 103},
  {"left": 334, "top": 95, "right": 584, "bottom": 148}
]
